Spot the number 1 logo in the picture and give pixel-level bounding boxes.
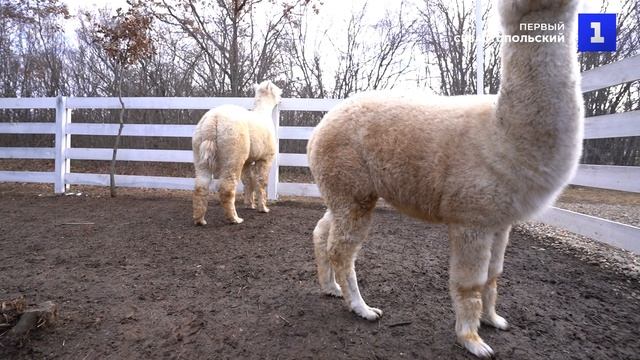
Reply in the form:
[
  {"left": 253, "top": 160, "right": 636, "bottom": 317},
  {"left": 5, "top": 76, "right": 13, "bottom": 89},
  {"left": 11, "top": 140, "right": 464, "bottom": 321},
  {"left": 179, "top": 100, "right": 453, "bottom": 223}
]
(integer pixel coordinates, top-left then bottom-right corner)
[
  {"left": 590, "top": 22, "right": 605, "bottom": 44},
  {"left": 578, "top": 14, "right": 617, "bottom": 52}
]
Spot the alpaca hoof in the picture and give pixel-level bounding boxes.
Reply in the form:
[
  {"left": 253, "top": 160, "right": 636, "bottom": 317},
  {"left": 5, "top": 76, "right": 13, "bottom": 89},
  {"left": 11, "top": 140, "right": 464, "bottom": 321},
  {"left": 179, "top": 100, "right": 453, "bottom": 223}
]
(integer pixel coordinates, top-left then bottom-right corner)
[
  {"left": 228, "top": 217, "right": 244, "bottom": 224},
  {"left": 244, "top": 198, "right": 256, "bottom": 209},
  {"left": 321, "top": 283, "right": 342, "bottom": 298},
  {"left": 482, "top": 314, "right": 509, "bottom": 330},
  {"left": 194, "top": 219, "right": 207, "bottom": 226},
  {"left": 258, "top": 207, "right": 270, "bottom": 213},
  {"left": 459, "top": 336, "right": 494, "bottom": 359},
  {"left": 352, "top": 305, "right": 383, "bottom": 320}
]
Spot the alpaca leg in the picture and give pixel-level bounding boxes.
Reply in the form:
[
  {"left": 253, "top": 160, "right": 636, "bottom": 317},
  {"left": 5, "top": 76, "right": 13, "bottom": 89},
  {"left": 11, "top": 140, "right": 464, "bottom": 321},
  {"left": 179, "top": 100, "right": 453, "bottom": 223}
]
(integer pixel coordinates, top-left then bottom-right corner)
[
  {"left": 328, "top": 204, "right": 381, "bottom": 320},
  {"left": 448, "top": 225, "right": 494, "bottom": 358},
  {"left": 254, "top": 157, "right": 273, "bottom": 213},
  {"left": 241, "top": 163, "right": 256, "bottom": 209},
  {"left": 312, "top": 210, "right": 342, "bottom": 297},
  {"left": 218, "top": 174, "right": 243, "bottom": 224},
  {"left": 481, "top": 226, "right": 511, "bottom": 330},
  {"left": 192, "top": 166, "right": 212, "bottom": 226}
]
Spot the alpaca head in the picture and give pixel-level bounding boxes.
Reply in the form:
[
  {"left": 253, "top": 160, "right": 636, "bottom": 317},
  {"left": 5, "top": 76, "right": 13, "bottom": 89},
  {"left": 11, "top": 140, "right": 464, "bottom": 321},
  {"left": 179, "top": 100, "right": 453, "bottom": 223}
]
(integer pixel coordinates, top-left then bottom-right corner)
[
  {"left": 498, "top": 0, "right": 579, "bottom": 34},
  {"left": 254, "top": 80, "right": 282, "bottom": 106}
]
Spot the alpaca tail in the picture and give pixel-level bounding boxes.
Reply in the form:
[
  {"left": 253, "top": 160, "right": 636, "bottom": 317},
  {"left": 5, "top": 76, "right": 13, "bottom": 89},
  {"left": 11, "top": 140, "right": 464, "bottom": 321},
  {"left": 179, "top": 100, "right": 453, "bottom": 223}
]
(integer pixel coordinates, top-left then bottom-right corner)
[{"left": 197, "top": 139, "right": 217, "bottom": 169}]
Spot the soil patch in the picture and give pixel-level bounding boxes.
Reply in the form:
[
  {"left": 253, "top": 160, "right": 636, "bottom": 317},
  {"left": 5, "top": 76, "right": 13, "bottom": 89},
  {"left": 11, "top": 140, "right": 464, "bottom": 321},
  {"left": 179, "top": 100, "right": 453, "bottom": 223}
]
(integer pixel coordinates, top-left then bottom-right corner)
[{"left": 1, "top": 186, "right": 639, "bottom": 359}]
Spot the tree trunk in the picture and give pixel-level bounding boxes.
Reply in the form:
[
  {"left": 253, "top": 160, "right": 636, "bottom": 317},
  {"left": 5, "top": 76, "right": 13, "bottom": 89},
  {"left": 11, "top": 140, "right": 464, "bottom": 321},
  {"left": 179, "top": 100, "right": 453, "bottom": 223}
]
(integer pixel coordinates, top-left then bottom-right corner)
[
  {"left": 230, "top": 17, "right": 240, "bottom": 96},
  {"left": 110, "top": 64, "right": 125, "bottom": 197}
]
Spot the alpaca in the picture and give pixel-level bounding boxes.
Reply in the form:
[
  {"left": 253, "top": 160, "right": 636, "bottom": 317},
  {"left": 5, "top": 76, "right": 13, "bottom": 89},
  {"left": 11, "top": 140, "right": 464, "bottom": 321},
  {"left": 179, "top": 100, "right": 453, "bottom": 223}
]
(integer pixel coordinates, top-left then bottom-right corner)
[
  {"left": 192, "top": 80, "right": 282, "bottom": 225},
  {"left": 307, "top": 0, "right": 583, "bottom": 357}
]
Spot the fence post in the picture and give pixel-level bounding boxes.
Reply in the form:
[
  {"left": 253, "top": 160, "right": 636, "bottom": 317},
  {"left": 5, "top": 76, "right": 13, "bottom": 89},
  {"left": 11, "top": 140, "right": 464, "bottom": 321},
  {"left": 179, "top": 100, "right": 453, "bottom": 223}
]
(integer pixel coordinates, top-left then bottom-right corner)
[
  {"left": 65, "top": 105, "right": 72, "bottom": 190},
  {"left": 54, "top": 95, "right": 69, "bottom": 194},
  {"left": 267, "top": 105, "right": 280, "bottom": 200}
]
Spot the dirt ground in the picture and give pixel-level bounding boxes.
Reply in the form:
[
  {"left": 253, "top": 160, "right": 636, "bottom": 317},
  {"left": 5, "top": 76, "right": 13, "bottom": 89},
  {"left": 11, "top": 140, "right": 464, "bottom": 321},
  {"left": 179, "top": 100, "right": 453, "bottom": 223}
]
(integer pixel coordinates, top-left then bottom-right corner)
[{"left": 1, "top": 184, "right": 639, "bottom": 360}]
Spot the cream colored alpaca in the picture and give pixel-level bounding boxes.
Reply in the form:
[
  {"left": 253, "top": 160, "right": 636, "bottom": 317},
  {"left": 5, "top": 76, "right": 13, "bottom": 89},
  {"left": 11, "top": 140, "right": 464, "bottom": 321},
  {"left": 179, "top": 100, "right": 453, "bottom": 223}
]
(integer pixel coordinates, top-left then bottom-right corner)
[
  {"left": 308, "top": 0, "right": 583, "bottom": 357},
  {"left": 192, "top": 80, "right": 282, "bottom": 225}
]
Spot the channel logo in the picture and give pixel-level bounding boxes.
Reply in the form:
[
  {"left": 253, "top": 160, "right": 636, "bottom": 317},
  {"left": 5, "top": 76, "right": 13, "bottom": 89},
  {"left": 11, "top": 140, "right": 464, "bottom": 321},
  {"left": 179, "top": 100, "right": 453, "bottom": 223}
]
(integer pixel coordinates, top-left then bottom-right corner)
[{"left": 578, "top": 14, "right": 617, "bottom": 52}]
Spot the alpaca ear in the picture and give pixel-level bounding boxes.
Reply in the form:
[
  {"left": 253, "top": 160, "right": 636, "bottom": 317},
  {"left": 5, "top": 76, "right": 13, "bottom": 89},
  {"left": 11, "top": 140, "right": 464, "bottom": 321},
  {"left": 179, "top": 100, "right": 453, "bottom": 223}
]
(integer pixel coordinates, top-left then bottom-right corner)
[
  {"left": 253, "top": 83, "right": 260, "bottom": 93},
  {"left": 266, "top": 81, "right": 281, "bottom": 97}
]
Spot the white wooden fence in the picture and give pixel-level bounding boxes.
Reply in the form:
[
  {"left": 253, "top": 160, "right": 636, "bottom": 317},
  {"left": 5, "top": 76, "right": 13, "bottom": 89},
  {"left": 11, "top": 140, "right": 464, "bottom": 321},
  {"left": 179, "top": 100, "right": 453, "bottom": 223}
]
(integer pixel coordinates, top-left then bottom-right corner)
[
  {"left": 1, "top": 55, "right": 639, "bottom": 253},
  {"left": 534, "top": 55, "right": 640, "bottom": 254},
  {"left": 0, "top": 96, "right": 340, "bottom": 197}
]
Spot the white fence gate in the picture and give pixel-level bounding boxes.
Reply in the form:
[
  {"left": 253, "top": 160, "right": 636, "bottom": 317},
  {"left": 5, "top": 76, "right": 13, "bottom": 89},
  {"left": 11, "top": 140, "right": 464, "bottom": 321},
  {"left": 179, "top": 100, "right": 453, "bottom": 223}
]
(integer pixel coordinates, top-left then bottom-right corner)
[{"left": 1, "top": 55, "right": 639, "bottom": 254}]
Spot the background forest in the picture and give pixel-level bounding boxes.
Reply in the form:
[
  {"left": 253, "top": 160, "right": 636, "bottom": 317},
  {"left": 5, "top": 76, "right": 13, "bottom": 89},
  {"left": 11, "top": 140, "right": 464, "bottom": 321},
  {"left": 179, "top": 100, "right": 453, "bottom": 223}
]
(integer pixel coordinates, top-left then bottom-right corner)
[{"left": 0, "top": 0, "right": 638, "bottom": 179}]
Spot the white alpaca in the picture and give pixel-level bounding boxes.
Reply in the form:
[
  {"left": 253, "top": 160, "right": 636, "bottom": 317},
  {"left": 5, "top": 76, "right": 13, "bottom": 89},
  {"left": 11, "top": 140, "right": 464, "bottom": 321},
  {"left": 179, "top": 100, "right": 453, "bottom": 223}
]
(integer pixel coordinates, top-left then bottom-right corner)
[
  {"left": 307, "top": 0, "right": 583, "bottom": 357},
  {"left": 192, "top": 80, "right": 282, "bottom": 225}
]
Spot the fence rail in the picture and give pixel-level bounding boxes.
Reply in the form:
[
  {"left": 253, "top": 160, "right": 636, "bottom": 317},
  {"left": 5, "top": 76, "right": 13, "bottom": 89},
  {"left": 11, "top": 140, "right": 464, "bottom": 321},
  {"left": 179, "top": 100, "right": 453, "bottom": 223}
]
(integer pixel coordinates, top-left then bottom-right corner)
[
  {"left": 572, "top": 165, "right": 640, "bottom": 193},
  {"left": 535, "top": 208, "right": 640, "bottom": 253},
  {"left": 0, "top": 170, "right": 54, "bottom": 183},
  {"left": 584, "top": 111, "right": 640, "bottom": 139},
  {"left": 1, "top": 55, "right": 639, "bottom": 254},
  {"left": 581, "top": 55, "right": 640, "bottom": 92},
  {"left": 0, "top": 122, "right": 56, "bottom": 134},
  {"left": 0, "top": 147, "right": 55, "bottom": 159},
  {"left": 67, "top": 123, "right": 193, "bottom": 137}
]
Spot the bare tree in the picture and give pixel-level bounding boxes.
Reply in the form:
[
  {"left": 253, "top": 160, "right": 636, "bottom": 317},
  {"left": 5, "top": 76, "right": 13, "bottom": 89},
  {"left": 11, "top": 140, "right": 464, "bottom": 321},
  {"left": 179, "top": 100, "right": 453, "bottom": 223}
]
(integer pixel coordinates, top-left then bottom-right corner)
[
  {"left": 418, "top": 0, "right": 499, "bottom": 95},
  {"left": 283, "top": 6, "right": 327, "bottom": 98},
  {"left": 0, "top": 0, "right": 69, "bottom": 152},
  {"left": 90, "top": 1, "right": 155, "bottom": 197},
  {"left": 331, "top": 5, "right": 367, "bottom": 98},
  {"left": 330, "top": 1, "right": 418, "bottom": 98},
  {"left": 143, "top": 0, "right": 319, "bottom": 96},
  {"left": 365, "top": 2, "right": 417, "bottom": 90},
  {"left": 72, "top": 11, "right": 119, "bottom": 97},
  {"left": 0, "top": 0, "right": 70, "bottom": 98}
]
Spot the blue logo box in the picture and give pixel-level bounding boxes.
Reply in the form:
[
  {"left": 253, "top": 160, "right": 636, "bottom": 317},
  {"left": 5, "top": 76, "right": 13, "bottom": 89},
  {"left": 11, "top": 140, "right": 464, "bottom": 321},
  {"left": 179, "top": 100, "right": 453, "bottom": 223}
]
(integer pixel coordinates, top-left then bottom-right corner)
[{"left": 578, "top": 14, "right": 617, "bottom": 52}]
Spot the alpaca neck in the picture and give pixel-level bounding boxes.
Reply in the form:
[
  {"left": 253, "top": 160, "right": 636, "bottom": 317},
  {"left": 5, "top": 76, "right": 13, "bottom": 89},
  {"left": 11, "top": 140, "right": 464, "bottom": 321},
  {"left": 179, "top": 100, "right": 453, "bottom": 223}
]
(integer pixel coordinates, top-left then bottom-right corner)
[
  {"left": 253, "top": 99, "right": 277, "bottom": 117},
  {"left": 495, "top": 10, "right": 583, "bottom": 173}
]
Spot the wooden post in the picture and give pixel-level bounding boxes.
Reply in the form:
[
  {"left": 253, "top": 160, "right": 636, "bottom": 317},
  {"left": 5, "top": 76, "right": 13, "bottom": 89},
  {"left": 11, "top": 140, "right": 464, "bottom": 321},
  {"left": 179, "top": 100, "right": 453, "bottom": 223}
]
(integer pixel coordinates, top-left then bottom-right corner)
[
  {"left": 54, "top": 95, "right": 69, "bottom": 194},
  {"left": 64, "top": 106, "right": 72, "bottom": 191},
  {"left": 267, "top": 105, "right": 280, "bottom": 200}
]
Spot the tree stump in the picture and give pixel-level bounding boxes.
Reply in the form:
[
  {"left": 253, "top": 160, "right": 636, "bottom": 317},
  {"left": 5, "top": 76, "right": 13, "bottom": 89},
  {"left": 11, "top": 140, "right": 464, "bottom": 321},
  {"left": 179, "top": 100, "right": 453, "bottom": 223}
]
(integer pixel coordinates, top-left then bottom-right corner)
[{"left": 1, "top": 296, "right": 58, "bottom": 344}]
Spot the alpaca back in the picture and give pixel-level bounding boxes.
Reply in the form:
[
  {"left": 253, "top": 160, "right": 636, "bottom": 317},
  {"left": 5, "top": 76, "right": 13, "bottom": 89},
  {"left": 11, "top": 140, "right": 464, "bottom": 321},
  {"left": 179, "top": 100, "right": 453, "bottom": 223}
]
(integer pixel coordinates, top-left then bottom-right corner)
[
  {"left": 193, "top": 104, "right": 277, "bottom": 171},
  {"left": 193, "top": 105, "right": 251, "bottom": 175},
  {"left": 308, "top": 93, "right": 502, "bottom": 224},
  {"left": 244, "top": 111, "right": 276, "bottom": 162}
]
